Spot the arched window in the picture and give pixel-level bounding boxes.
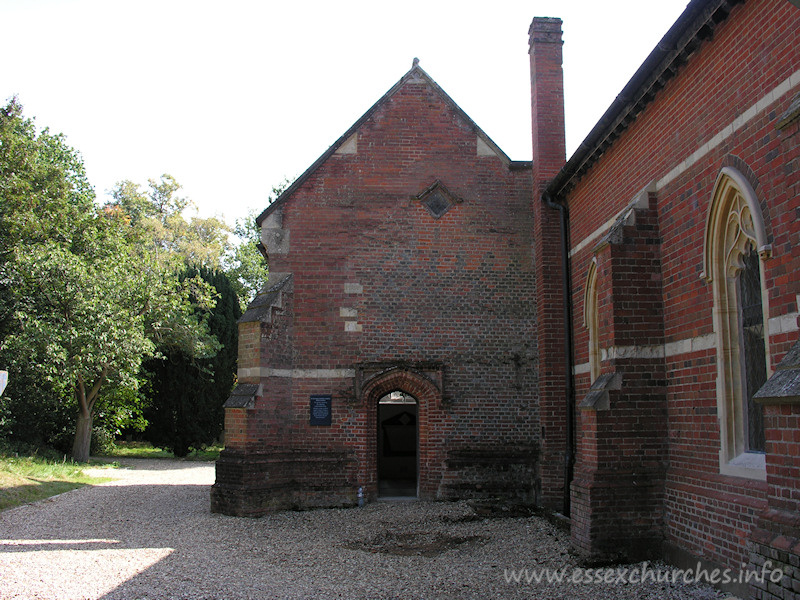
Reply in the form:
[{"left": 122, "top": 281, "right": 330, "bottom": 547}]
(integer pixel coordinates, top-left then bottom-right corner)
[
  {"left": 584, "top": 258, "right": 600, "bottom": 383},
  {"left": 703, "top": 166, "right": 771, "bottom": 478}
]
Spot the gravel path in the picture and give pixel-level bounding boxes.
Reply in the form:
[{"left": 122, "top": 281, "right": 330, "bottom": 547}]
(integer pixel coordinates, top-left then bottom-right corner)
[{"left": 0, "top": 458, "right": 736, "bottom": 600}]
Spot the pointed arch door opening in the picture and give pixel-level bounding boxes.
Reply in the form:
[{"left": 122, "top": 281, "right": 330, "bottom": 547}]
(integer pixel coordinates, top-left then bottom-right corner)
[{"left": 377, "top": 391, "right": 418, "bottom": 498}]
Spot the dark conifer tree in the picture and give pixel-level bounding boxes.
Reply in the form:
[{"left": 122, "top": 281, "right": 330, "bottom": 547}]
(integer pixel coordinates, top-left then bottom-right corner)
[{"left": 144, "top": 266, "right": 240, "bottom": 456}]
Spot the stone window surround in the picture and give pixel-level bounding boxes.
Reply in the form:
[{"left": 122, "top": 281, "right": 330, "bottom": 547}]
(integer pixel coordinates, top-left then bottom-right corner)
[
  {"left": 583, "top": 257, "right": 601, "bottom": 384},
  {"left": 703, "top": 166, "right": 772, "bottom": 481}
]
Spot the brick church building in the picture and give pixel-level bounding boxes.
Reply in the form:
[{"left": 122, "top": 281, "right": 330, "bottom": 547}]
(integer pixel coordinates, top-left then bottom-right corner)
[{"left": 212, "top": 0, "right": 800, "bottom": 597}]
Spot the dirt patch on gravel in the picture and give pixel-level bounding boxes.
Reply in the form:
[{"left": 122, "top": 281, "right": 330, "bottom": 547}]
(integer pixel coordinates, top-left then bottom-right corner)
[{"left": 345, "top": 529, "right": 486, "bottom": 557}]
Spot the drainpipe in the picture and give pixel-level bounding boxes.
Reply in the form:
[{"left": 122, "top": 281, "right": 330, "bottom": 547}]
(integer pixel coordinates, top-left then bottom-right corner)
[{"left": 543, "top": 191, "right": 575, "bottom": 517}]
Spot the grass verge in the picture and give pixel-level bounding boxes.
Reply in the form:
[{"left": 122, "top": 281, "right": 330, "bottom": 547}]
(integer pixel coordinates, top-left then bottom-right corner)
[
  {"left": 0, "top": 454, "right": 113, "bottom": 511},
  {"left": 99, "top": 441, "right": 222, "bottom": 462}
]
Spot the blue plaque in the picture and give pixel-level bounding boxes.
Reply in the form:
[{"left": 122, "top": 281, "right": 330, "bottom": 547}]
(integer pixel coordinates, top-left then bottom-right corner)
[{"left": 309, "top": 395, "right": 332, "bottom": 426}]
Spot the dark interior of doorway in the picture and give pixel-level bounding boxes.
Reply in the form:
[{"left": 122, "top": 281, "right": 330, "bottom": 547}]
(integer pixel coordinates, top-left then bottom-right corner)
[{"left": 377, "top": 391, "right": 417, "bottom": 497}]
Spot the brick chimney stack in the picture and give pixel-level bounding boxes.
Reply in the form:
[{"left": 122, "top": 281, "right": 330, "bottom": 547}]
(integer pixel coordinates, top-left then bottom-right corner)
[
  {"left": 530, "top": 17, "right": 566, "bottom": 186},
  {"left": 528, "top": 17, "right": 568, "bottom": 512}
]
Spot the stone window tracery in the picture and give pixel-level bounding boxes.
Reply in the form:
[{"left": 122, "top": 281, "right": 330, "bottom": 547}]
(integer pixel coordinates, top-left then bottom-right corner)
[{"left": 702, "top": 166, "right": 771, "bottom": 479}]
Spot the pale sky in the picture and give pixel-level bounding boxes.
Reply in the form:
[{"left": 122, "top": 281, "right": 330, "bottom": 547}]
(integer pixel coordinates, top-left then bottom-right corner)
[{"left": 1, "top": 0, "right": 690, "bottom": 224}]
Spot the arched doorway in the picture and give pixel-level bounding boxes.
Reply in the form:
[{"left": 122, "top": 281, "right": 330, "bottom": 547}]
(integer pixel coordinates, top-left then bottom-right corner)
[
  {"left": 377, "top": 391, "right": 418, "bottom": 497},
  {"left": 359, "top": 366, "right": 442, "bottom": 500}
]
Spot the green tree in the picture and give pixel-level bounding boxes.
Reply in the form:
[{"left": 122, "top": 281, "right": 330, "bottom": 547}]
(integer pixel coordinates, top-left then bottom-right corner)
[
  {"left": 0, "top": 99, "right": 219, "bottom": 461},
  {"left": 226, "top": 179, "right": 291, "bottom": 311},
  {"left": 5, "top": 206, "right": 219, "bottom": 461},
  {"left": 108, "top": 175, "right": 232, "bottom": 270},
  {"left": 143, "top": 266, "right": 240, "bottom": 456},
  {"left": 0, "top": 97, "right": 95, "bottom": 342},
  {"left": 1, "top": 96, "right": 97, "bottom": 455},
  {"left": 107, "top": 175, "right": 240, "bottom": 455},
  {"left": 227, "top": 208, "right": 268, "bottom": 312}
]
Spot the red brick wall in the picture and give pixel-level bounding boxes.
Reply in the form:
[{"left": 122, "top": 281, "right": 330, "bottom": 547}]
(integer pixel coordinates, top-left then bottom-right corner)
[
  {"left": 763, "top": 402, "right": 800, "bottom": 516},
  {"left": 562, "top": 0, "right": 800, "bottom": 575},
  {"left": 748, "top": 400, "right": 800, "bottom": 600},
  {"left": 215, "top": 69, "right": 538, "bottom": 513},
  {"left": 570, "top": 201, "right": 669, "bottom": 561}
]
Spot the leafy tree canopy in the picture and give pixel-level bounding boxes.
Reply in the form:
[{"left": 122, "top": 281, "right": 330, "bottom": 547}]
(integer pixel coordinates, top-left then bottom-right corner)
[
  {"left": 107, "top": 174, "right": 232, "bottom": 271},
  {"left": 0, "top": 98, "right": 219, "bottom": 461},
  {"left": 226, "top": 179, "right": 291, "bottom": 311}
]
